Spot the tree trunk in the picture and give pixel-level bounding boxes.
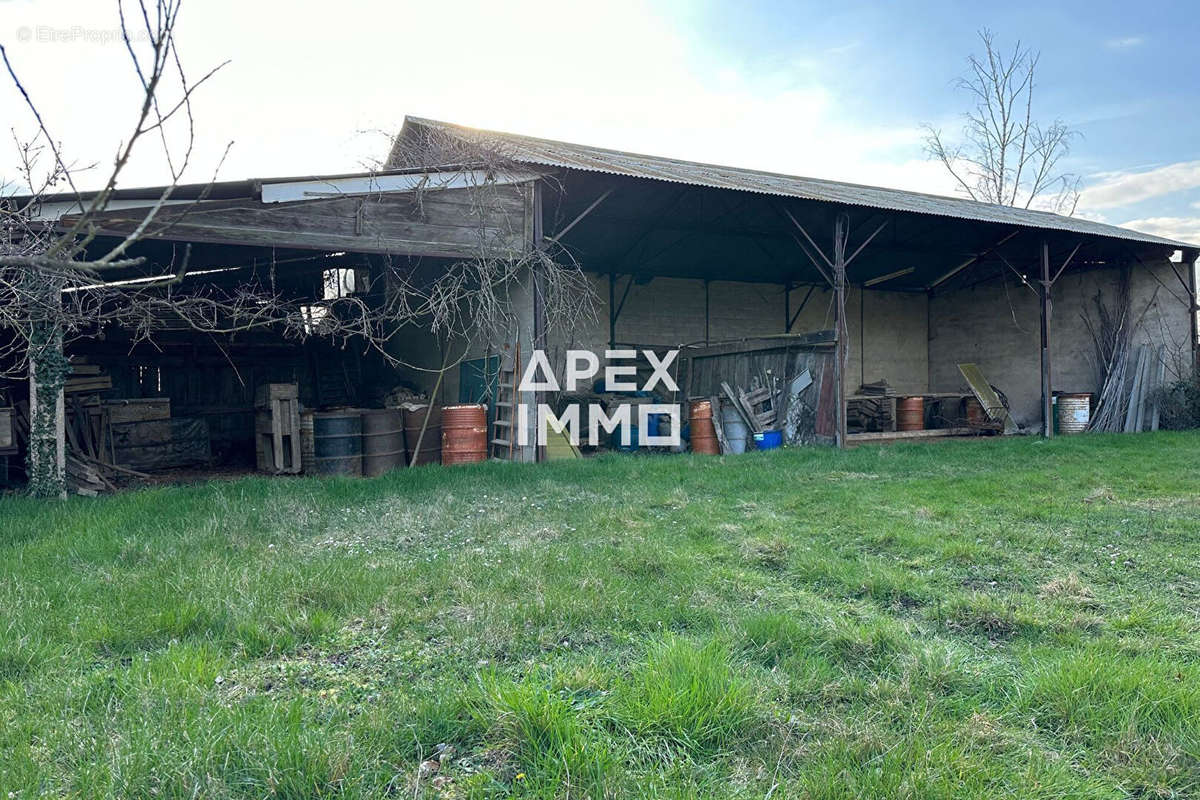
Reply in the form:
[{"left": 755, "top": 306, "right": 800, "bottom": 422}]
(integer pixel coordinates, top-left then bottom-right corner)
[{"left": 27, "top": 317, "right": 68, "bottom": 499}]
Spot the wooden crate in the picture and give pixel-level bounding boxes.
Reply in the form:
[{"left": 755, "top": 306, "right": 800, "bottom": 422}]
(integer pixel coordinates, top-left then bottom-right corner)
[
  {"left": 109, "top": 418, "right": 211, "bottom": 470},
  {"left": 104, "top": 398, "right": 170, "bottom": 425},
  {"left": 255, "top": 383, "right": 299, "bottom": 409}
]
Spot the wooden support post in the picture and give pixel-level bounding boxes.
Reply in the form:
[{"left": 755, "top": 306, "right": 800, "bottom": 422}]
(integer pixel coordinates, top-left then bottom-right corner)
[
  {"left": 704, "top": 280, "right": 711, "bottom": 345},
  {"left": 608, "top": 273, "right": 634, "bottom": 349},
  {"left": 532, "top": 181, "right": 547, "bottom": 463},
  {"left": 1040, "top": 240, "right": 1053, "bottom": 438},
  {"left": 834, "top": 216, "right": 848, "bottom": 449},
  {"left": 1187, "top": 249, "right": 1199, "bottom": 371},
  {"left": 608, "top": 272, "right": 616, "bottom": 348},
  {"left": 544, "top": 187, "right": 613, "bottom": 244}
]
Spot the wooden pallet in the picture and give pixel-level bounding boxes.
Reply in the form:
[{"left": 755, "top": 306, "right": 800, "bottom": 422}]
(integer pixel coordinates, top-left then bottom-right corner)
[{"left": 255, "top": 384, "right": 301, "bottom": 474}]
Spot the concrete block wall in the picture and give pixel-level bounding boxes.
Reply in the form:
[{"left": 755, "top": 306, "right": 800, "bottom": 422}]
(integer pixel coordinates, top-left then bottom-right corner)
[
  {"left": 929, "top": 260, "right": 1194, "bottom": 428},
  {"left": 547, "top": 274, "right": 930, "bottom": 396},
  {"left": 390, "top": 259, "right": 1192, "bottom": 446},
  {"left": 845, "top": 287, "right": 930, "bottom": 395}
]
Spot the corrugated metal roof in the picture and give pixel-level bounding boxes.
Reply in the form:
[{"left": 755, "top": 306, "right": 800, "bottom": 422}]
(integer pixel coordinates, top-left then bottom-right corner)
[{"left": 398, "top": 116, "right": 1193, "bottom": 250}]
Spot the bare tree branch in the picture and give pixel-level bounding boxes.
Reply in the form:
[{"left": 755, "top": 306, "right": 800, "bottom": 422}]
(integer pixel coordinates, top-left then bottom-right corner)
[{"left": 923, "top": 29, "right": 1081, "bottom": 215}]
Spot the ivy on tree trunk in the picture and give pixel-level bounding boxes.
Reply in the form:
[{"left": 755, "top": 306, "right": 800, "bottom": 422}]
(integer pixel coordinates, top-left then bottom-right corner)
[{"left": 27, "top": 279, "right": 69, "bottom": 499}]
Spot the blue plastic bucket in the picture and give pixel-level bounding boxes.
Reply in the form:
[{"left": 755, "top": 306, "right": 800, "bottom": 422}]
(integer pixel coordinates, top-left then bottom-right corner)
[
  {"left": 646, "top": 412, "right": 667, "bottom": 438},
  {"left": 753, "top": 430, "right": 783, "bottom": 451}
]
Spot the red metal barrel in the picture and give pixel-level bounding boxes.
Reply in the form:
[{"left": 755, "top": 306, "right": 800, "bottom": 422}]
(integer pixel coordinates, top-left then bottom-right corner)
[
  {"left": 896, "top": 396, "right": 925, "bottom": 431},
  {"left": 689, "top": 399, "right": 719, "bottom": 454},
  {"left": 441, "top": 404, "right": 488, "bottom": 465}
]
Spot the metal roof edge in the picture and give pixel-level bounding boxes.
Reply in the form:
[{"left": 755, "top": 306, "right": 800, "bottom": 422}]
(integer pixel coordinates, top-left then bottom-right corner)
[{"left": 400, "top": 116, "right": 1196, "bottom": 251}]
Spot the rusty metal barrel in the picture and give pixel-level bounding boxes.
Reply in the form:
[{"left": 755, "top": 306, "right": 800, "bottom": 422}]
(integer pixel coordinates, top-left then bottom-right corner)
[
  {"left": 361, "top": 408, "right": 406, "bottom": 476},
  {"left": 689, "top": 399, "right": 719, "bottom": 454},
  {"left": 403, "top": 405, "right": 442, "bottom": 466},
  {"left": 963, "top": 397, "right": 985, "bottom": 427},
  {"left": 312, "top": 410, "right": 362, "bottom": 476},
  {"left": 441, "top": 404, "right": 488, "bottom": 465},
  {"left": 896, "top": 396, "right": 925, "bottom": 431},
  {"left": 1057, "top": 393, "right": 1091, "bottom": 434}
]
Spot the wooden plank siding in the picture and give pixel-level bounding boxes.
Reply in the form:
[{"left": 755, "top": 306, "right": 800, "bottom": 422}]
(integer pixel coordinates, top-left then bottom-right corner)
[{"left": 61, "top": 182, "right": 535, "bottom": 260}]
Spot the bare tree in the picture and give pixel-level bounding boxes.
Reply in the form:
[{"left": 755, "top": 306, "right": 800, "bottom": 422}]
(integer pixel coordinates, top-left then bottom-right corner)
[
  {"left": 1, "top": 0, "right": 230, "bottom": 497},
  {"left": 923, "top": 29, "right": 1081, "bottom": 215},
  {"left": 1, "top": 3, "right": 594, "bottom": 497}
]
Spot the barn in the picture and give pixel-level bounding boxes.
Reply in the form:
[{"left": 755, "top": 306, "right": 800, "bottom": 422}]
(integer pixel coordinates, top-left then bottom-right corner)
[{"left": 5, "top": 116, "right": 1195, "bottom": 484}]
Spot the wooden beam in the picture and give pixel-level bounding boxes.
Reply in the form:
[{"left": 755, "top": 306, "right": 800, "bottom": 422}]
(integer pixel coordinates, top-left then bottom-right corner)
[
  {"left": 684, "top": 330, "right": 835, "bottom": 360},
  {"left": 1186, "top": 249, "right": 1199, "bottom": 372},
  {"left": 784, "top": 231, "right": 834, "bottom": 287},
  {"left": 787, "top": 284, "right": 816, "bottom": 330},
  {"left": 533, "top": 181, "right": 547, "bottom": 465},
  {"left": 778, "top": 205, "right": 836, "bottom": 287},
  {"left": 995, "top": 254, "right": 1039, "bottom": 295},
  {"left": 927, "top": 229, "right": 1021, "bottom": 289},
  {"left": 1050, "top": 241, "right": 1083, "bottom": 285},
  {"left": 1040, "top": 240, "right": 1053, "bottom": 438},
  {"left": 862, "top": 266, "right": 915, "bottom": 287},
  {"left": 259, "top": 169, "right": 544, "bottom": 203},
  {"left": 704, "top": 280, "right": 711, "bottom": 345},
  {"left": 833, "top": 215, "right": 848, "bottom": 448},
  {"left": 1167, "top": 253, "right": 1196, "bottom": 304},
  {"left": 61, "top": 185, "right": 531, "bottom": 260},
  {"left": 782, "top": 207, "right": 833, "bottom": 270},
  {"left": 608, "top": 273, "right": 636, "bottom": 347},
  {"left": 545, "top": 187, "right": 614, "bottom": 243},
  {"left": 847, "top": 427, "right": 976, "bottom": 443},
  {"left": 844, "top": 219, "right": 889, "bottom": 269}
]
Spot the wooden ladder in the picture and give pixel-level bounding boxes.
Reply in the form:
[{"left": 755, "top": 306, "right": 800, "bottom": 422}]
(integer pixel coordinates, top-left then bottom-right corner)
[{"left": 490, "top": 341, "right": 520, "bottom": 460}]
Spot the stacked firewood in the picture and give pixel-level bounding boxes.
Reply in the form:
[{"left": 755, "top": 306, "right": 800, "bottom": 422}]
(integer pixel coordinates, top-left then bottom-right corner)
[
  {"left": 847, "top": 380, "right": 896, "bottom": 432},
  {"left": 847, "top": 397, "right": 893, "bottom": 432}
]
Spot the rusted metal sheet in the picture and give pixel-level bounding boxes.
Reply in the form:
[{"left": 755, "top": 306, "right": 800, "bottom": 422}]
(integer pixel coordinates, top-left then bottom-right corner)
[{"left": 814, "top": 356, "right": 837, "bottom": 440}]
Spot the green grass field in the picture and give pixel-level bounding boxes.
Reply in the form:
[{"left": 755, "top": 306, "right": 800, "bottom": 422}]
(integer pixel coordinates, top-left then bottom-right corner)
[{"left": 2, "top": 432, "right": 1200, "bottom": 798}]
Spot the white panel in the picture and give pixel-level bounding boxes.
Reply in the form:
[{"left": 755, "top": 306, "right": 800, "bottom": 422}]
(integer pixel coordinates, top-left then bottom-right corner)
[{"left": 260, "top": 170, "right": 541, "bottom": 204}]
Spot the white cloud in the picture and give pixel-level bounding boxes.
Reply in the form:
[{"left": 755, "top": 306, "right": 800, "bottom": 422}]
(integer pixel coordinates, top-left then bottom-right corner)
[
  {"left": 1074, "top": 208, "right": 1110, "bottom": 225},
  {"left": 1105, "top": 36, "right": 1145, "bottom": 49},
  {"left": 1118, "top": 216, "right": 1200, "bottom": 245},
  {"left": 0, "top": 0, "right": 962, "bottom": 199},
  {"left": 1077, "top": 161, "right": 1200, "bottom": 210}
]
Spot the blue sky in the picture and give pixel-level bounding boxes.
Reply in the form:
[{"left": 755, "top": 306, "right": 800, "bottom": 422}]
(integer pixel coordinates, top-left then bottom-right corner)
[
  {"left": 3, "top": 0, "right": 1198, "bottom": 242},
  {"left": 681, "top": 0, "right": 1200, "bottom": 237}
]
